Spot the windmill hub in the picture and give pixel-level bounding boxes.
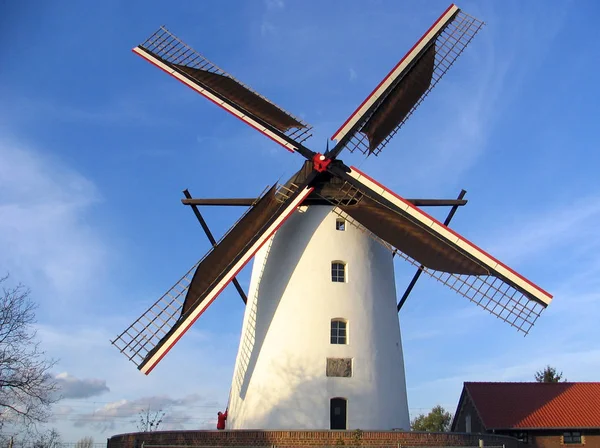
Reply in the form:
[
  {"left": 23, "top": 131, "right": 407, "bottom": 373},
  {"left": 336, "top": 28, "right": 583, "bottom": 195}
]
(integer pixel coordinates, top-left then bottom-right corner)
[{"left": 312, "top": 153, "right": 332, "bottom": 172}]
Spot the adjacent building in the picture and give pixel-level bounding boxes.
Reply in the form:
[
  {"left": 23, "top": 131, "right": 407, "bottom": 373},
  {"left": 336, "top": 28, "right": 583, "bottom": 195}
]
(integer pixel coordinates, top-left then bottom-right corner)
[{"left": 451, "top": 382, "right": 600, "bottom": 447}]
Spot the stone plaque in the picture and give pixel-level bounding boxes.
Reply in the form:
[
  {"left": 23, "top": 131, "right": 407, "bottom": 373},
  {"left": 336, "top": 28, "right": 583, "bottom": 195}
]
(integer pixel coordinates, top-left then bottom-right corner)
[{"left": 326, "top": 358, "right": 352, "bottom": 377}]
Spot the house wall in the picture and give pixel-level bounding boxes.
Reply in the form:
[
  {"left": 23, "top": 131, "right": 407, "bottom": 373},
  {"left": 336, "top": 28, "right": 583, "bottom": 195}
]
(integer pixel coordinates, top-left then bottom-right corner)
[
  {"left": 496, "top": 429, "right": 600, "bottom": 448},
  {"left": 452, "top": 393, "right": 486, "bottom": 434}
]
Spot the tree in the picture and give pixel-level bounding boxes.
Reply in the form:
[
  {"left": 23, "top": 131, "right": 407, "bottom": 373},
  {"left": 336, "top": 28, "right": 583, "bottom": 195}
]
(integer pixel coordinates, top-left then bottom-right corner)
[
  {"left": 535, "top": 365, "right": 566, "bottom": 383},
  {"left": 137, "top": 408, "right": 166, "bottom": 432},
  {"left": 0, "top": 276, "right": 58, "bottom": 429},
  {"left": 411, "top": 405, "right": 453, "bottom": 432},
  {"left": 75, "top": 436, "right": 95, "bottom": 448},
  {"left": 0, "top": 426, "right": 63, "bottom": 448},
  {"left": 32, "top": 428, "right": 61, "bottom": 448}
]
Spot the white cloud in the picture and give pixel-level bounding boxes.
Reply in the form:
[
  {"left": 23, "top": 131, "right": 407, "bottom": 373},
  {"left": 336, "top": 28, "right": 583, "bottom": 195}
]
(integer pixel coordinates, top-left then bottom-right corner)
[
  {"left": 0, "top": 92, "right": 170, "bottom": 129},
  {"left": 54, "top": 373, "right": 110, "bottom": 400},
  {"left": 265, "top": 0, "right": 284, "bottom": 10},
  {"left": 484, "top": 195, "right": 600, "bottom": 264},
  {"left": 405, "top": 36, "right": 512, "bottom": 187},
  {"left": 348, "top": 68, "right": 357, "bottom": 82},
  {"left": 72, "top": 394, "right": 206, "bottom": 430},
  {"left": 260, "top": 20, "right": 277, "bottom": 37},
  {"left": 0, "top": 138, "right": 108, "bottom": 304},
  {"left": 32, "top": 322, "right": 233, "bottom": 439},
  {"left": 261, "top": 0, "right": 285, "bottom": 37}
]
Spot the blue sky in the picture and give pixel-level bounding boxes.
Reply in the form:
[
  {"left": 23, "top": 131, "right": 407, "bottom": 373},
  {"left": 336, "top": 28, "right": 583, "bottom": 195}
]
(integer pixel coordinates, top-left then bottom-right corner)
[{"left": 1, "top": 0, "right": 600, "bottom": 441}]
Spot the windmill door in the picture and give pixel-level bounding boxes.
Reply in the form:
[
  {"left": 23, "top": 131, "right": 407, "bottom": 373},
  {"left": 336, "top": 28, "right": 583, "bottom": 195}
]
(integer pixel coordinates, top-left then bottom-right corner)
[{"left": 330, "top": 398, "right": 347, "bottom": 430}]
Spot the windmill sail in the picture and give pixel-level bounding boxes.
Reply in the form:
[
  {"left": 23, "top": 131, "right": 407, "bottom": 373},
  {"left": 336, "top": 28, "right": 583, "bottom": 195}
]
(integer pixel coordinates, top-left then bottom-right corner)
[
  {"left": 330, "top": 5, "right": 484, "bottom": 156},
  {"left": 325, "top": 166, "right": 552, "bottom": 334},
  {"left": 112, "top": 181, "right": 314, "bottom": 374},
  {"left": 181, "top": 184, "right": 281, "bottom": 316},
  {"left": 134, "top": 27, "right": 312, "bottom": 153},
  {"left": 115, "top": 4, "right": 552, "bottom": 385}
]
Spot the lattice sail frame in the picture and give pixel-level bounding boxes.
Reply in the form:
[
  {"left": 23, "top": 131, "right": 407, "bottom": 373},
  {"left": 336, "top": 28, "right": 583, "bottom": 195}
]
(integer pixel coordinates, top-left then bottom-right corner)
[
  {"left": 111, "top": 182, "right": 302, "bottom": 369},
  {"left": 138, "top": 27, "right": 313, "bottom": 144},
  {"left": 336, "top": 9, "right": 484, "bottom": 156},
  {"left": 320, "top": 185, "right": 546, "bottom": 335},
  {"left": 111, "top": 261, "right": 197, "bottom": 367}
]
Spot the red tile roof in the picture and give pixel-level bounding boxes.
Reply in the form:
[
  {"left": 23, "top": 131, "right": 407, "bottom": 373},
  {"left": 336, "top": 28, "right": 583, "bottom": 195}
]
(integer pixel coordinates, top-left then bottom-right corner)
[{"left": 464, "top": 382, "right": 600, "bottom": 429}]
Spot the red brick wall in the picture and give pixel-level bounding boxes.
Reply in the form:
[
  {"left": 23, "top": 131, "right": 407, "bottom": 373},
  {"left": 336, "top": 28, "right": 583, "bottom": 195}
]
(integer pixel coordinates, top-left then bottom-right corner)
[
  {"left": 528, "top": 432, "right": 600, "bottom": 448},
  {"left": 107, "top": 430, "right": 517, "bottom": 448}
]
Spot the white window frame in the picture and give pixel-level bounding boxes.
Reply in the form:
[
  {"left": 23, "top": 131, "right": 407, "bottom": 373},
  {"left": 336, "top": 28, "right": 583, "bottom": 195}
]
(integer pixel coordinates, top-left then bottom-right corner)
[
  {"left": 330, "top": 319, "right": 348, "bottom": 345},
  {"left": 331, "top": 261, "right": 346, "bottom": 283}
]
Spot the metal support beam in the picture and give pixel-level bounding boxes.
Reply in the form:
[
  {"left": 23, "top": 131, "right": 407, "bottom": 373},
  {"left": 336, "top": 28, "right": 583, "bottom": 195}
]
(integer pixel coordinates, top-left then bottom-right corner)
[
  {"left": 397, "top": 189, "right": 467, "bottom": 312},
  {"left": 182, "top": 198, "right": 468, "bottom": 207},
  {"left": 182, "top": 198, "right": 258, "bottom": 206},
  {"left": 407, "top": 199, "right": 467, "bottom": 207},
  {"left": 182, "top": 189, "right": 248, "bottom": 304}
]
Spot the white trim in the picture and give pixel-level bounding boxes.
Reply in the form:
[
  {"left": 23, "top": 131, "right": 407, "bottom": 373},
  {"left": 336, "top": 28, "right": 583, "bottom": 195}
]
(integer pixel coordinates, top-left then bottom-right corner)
[
  {"left": 133, "top": 47, "right": 298, "bottom": 153},
  {"left": 331, "top": 4, "right": 459, "bottom": 143},
  {"left": 140, "top": 186, "right": 314, "bottom": 374},
  {"left": 347, "top": 168, "right": 552, "bottom": 306}
]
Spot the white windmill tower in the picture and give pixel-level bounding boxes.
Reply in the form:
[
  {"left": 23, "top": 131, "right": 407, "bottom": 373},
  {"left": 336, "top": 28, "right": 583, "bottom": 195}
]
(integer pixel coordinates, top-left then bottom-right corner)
[{"left": 112, "top": 4, "right": 553, "bottom": 431}]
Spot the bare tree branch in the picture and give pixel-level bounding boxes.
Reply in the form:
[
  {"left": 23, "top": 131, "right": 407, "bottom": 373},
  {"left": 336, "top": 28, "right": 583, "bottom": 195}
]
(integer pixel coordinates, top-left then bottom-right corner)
[
  {"left": 0, "top": 275, "right": 58, "bottom": 430},
  {"left": 75, "top": 436, "right": 94, "bottom": 448},
  {"left": 137, "top": 408, "right": 166, "bottom": 432}
]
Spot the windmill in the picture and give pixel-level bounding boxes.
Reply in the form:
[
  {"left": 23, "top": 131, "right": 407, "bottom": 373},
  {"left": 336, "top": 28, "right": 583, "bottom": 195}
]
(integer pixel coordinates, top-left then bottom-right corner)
[{"left": 112, "top": 4, "right": 553, "bottom": 431}]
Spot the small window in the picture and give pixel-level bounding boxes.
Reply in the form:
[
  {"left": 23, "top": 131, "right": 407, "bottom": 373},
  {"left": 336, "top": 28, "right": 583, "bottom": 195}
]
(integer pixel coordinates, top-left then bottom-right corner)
[
  {"left": 335, "top": 218, "right": 345, "bottom": 231},
  {"left": 509, "top": 432, "right": 528, "bottom": 443},
  {"left": 465, "top": 414, "right": 471, "bottom": 433},
  {"left": 563, "top": 432, "right": 582, "bottom": 444},
  {"left": 331, "top": 262, "right": 346, "bottom": 282},
  {"left": 331, "top": 320, "right": 347, "bottom": 344}
]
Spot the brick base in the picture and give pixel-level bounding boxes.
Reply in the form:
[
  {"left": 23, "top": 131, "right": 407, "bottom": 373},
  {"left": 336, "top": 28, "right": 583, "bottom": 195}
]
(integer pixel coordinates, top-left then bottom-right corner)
[{"left": 107, "top": 430, "right": 517, "bottom": 448}]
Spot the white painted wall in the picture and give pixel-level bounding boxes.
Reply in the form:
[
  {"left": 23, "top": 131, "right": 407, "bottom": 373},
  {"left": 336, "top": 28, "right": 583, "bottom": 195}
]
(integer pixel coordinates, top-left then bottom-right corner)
[{"left": 227, "top": 206, "right": 410, "bottom": 430}]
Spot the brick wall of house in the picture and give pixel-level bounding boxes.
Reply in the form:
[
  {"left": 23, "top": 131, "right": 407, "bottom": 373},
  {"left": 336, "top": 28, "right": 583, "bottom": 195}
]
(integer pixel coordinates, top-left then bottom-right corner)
[
  {"left": 107, "top": 430, "right": 517, "bottom": 448},
  {"left": 528, "top": 431, "right": 600, "bottom": 448}
]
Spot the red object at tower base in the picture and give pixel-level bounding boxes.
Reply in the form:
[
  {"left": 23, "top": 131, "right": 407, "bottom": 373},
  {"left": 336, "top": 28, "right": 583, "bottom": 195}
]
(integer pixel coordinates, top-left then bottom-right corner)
[{"left": 216, "top": 410, "right": 228, "bottom": 430}]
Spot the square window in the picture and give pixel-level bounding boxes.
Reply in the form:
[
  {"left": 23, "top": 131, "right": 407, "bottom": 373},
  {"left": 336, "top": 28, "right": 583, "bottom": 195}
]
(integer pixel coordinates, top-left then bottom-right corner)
[
  {"left": 509, "top": 432, "right": 528, "bottom": 443},
  {"left": 563, "top": 431, "right": 582, "bottom": 444},
  {"left": 336, "top": 219, "right": 346, "bottom": 231}
]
